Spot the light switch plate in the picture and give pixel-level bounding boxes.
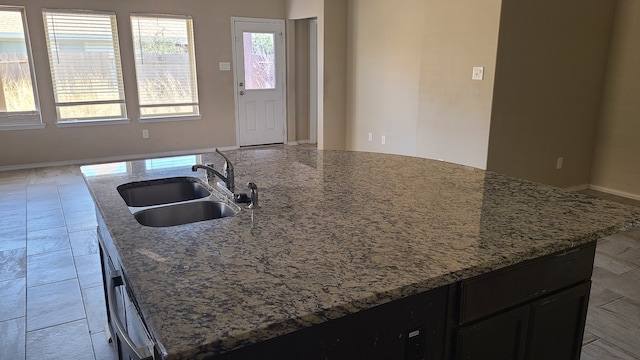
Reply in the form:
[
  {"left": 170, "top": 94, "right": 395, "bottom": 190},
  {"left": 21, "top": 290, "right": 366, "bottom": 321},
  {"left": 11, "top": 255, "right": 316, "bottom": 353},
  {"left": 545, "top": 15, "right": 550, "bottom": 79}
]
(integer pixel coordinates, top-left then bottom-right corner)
[
  {"left": 219, "top": 62, "right": 231, "bottom": 71},
  {"left": 472, "top": 66, "right": 484, "bottom": 80}
]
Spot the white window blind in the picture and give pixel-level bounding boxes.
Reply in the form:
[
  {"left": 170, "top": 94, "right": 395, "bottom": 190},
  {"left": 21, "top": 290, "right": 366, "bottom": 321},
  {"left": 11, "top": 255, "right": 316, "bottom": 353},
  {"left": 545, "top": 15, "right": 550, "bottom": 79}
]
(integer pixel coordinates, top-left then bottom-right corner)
[
  {"left": 131, "top": 14, "right": 199, "bottom": 118},
  {"left": 0, "top": 7, "right": 42, "bottom": 128},
  {"left": 43, "top": 10, "right": 126, "bottom": 122}
]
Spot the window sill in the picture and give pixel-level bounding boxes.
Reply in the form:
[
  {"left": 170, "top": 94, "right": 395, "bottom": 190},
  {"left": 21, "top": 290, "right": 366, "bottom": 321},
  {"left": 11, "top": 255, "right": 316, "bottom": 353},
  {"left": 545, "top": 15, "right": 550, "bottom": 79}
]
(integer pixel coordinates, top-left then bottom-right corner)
[
  {"left": 0, "top": 123, "right": 46, "bottom": 131},
  {"left": 139, "top": 114, "right": 202, "bottom": 123},
  {"left": 56, "top": 118, "right": 130, "bottom": 127}
]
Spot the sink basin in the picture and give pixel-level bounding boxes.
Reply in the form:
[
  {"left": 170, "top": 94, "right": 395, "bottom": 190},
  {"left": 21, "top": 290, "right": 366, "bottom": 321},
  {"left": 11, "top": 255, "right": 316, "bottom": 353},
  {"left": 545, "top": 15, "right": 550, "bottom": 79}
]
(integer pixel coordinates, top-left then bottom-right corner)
[
  {"left": 118, "top": 177, "right": 211, "bottom": 207},
  {"left": 132, "top": 200, "right": 238, "bottom": 227}
]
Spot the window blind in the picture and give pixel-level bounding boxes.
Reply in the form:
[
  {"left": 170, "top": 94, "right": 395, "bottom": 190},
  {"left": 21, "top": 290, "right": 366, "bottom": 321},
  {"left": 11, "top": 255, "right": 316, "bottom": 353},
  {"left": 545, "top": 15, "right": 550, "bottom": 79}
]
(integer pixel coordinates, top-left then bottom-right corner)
[
  {"left": 131, "top": 15, "right": 199, "bottom": 117},
  {"left": 43, "top": 10, "right": 126, "bottom": 121}
]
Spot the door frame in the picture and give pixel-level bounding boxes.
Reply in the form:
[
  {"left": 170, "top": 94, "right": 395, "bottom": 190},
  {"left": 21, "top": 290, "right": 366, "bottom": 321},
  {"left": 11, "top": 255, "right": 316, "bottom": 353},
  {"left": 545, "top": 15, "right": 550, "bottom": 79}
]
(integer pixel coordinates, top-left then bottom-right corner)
[
  {"left": 309, "top": 18, "right": 318, "bottom": 144},
  {"left": 231, "top": 17, "right": 287, "bottom": 147}
]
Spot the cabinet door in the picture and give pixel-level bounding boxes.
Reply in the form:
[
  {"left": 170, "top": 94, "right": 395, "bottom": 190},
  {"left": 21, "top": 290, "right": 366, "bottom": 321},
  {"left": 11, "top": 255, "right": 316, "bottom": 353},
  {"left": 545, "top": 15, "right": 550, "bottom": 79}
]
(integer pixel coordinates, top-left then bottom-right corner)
[
  {"left": 526, "top": 282, "right": 591, "bottom": 360},
  {"left": 455, "top": 305, "right": 529, "bottom": 360}
]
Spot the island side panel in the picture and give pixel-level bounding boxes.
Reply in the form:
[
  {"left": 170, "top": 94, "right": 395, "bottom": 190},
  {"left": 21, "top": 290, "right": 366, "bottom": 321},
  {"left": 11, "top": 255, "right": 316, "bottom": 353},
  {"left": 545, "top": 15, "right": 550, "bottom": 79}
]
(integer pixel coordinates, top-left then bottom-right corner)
[{"left": 212, "top": 286, "right": 450, "bottom": 360}]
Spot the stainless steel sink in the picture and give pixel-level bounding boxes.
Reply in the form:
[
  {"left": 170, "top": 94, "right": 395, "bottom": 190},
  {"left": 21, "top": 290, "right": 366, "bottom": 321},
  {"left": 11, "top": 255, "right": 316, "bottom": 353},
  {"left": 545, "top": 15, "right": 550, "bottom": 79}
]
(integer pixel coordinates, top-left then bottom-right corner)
[
  {"left": 118, "top": 177, "right": 211, "bottom": 207},
  {"left": 132, "top": 200, "right": 238, "bottom": 227}
]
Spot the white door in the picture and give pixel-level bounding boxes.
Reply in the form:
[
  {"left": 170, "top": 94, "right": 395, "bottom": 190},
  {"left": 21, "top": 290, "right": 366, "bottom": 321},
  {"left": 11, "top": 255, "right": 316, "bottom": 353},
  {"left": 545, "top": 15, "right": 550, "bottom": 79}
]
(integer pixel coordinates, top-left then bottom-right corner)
[{"left": 232, "top": 19, "right": 286, "bottom": 146}]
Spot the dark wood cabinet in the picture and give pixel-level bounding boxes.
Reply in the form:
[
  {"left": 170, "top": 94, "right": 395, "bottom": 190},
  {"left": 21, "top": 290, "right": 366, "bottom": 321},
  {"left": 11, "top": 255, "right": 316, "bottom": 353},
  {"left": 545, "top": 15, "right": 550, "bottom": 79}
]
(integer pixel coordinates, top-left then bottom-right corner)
[
  {"left": 456, "top": 305, "right": 529, "bottom": 360},
  {"left": 454, "top": 283, "right": 591, "bottom": 360},
  {"left": 215, "top": 285, "right": 450, "bottom": 360},
  {"left": 453, "top": 243, "right": 596, "bottom": 360},
  {"left": 527, "top": 282, "right": 591, "bottom": 360}
]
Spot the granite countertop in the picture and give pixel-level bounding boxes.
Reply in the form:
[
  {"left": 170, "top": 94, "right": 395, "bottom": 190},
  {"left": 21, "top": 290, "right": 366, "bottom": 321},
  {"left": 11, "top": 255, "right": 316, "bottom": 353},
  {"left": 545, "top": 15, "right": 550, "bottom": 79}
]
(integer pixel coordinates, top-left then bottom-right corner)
[{"left": 81, "top": 147, "right": 640, "bottom": 359}]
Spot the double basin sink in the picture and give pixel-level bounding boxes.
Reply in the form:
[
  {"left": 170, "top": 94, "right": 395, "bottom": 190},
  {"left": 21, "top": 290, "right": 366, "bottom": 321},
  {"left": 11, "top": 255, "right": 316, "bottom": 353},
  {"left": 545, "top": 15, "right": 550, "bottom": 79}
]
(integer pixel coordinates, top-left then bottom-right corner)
[{"left": 117, "top": 177, "right": 239, "bottom": 227}]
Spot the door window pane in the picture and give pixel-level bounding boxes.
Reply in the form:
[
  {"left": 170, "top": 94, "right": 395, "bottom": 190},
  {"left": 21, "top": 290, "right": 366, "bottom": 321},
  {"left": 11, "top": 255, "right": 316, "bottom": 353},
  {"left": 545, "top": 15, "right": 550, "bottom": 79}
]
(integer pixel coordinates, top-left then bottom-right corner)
[
  {"left": 0, "top": 7, "right": 41, "bottom": 126},
  {"left": 243, "top": 32, "right": 275, "bottom": 90}
]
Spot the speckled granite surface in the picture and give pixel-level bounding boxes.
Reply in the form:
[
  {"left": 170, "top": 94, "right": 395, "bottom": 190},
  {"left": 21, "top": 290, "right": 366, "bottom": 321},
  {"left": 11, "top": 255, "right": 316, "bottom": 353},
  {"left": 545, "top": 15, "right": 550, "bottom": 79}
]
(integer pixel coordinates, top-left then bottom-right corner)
[{"left": 82, "top": 147, "right": 640, "bottom": 359}]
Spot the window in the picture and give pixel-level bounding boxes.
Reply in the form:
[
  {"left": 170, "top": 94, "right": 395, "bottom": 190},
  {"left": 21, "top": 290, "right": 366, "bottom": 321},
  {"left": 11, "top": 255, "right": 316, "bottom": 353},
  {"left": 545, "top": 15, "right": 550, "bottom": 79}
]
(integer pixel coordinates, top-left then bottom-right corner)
[
  {"left": 131, "top": 14, "right": 199, "bottom": 119},
  {"left": 0, "top": 7, "right": 41, "bottom": 128},
  {"left": 145, "top": 155, "right": 200, "bottom": 170},
  {"left": 43, "top": 10, "right": 126, "bottom": 123}
]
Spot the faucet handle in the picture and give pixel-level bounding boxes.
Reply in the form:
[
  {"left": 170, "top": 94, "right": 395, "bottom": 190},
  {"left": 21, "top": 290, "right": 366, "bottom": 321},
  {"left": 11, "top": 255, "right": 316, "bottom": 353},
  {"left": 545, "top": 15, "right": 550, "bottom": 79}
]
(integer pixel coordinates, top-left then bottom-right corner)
[{"left": 247, "top": 182, "right": 260, "bottom": 209}]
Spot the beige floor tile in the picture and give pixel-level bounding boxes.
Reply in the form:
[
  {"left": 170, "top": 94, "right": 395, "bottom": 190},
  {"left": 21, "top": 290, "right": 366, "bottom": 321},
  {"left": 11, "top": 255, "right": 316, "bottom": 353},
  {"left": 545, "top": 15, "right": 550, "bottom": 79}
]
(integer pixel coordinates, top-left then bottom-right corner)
[
  {"left": 26, "top": 320, "right": 93, "bottom": 360},
  {"left": 589, "top": 283, "right": 624, "bottom": 307},
  {"left": 26, "top": 227, "right": 70, "bottom": 256},
  {"left": 581, "top": 339, "right": 639, "bottom": 360},
  {"left": 0, "top": 278, "right": 26, "bottom": 322},
  {"left": 594, "top": 251, "right": 639, "bottom": 275},
  {"left": 597, "top": 241, "right": 640, "bottom": 266},
  {"left": 592, "top": 267, "right": 640, "bottom": 303},
  {"left": 585, "top": 306, "right": 640, "bottom": 355},
  {"left": 26, "top": 249, "right": 77, "bottom": 287},
  {"left": 0, "top": 317, "right": 25, "bottom": 360},
  {"left": 603, "top": 297, "right": 640, "bottom": 325},
  {"left": 26, "top": 279, "right": 85, "bottom": 332},
  {"left": 91, "top": 331, "right": 117, "bottom": 360},
  {"left": 582, "top": 330, "right": 598, "bottom": 345},
  {"left": 0, "top": 226, "right": 26, "bottom": 252},
  {"left": 0, "top": 248, "right": 26, "bottom": 282},
  {"left": 624, "top": 268, "right": 640, "bottom": 280}
]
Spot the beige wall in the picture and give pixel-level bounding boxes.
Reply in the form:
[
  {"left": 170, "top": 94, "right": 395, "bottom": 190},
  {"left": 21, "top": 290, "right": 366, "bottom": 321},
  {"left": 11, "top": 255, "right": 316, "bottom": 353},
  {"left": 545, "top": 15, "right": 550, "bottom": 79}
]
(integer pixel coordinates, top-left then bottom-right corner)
[
  {"left": 487, "top": 0, "right": 616, "bottom": 187},
  {"left": 416, "top": 0, "right": 501, "bottom": 169},
  {"left": 346, "top": 0, "right": 423, "bottom": 156},
  {"left": 346, "top": 0, "right": 501, "bottom": 168},
  {"left": 591, "top": 0, "right": 640, "bottom": 197},
  {"left": 287, "top": 0, "right": 323, "bottom": 18},
  {"left": 321, "top": 0, "right": 347, "bottom": 150},
  {"left": 0, "top": 0, "right": 286, "bottom": 168}
]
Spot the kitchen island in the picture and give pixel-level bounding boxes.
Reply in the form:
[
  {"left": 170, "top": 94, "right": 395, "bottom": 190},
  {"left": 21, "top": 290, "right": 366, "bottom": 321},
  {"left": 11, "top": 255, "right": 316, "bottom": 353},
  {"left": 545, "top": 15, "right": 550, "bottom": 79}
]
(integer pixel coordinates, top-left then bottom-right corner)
[{"left": 82, "top": 147, "right": 640, "bottom": 359}]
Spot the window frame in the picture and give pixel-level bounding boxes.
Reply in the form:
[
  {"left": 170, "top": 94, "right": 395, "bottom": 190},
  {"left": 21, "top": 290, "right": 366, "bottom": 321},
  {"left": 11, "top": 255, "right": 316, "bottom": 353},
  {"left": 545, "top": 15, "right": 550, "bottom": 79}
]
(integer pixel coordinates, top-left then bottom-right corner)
[
  {"left": 42, "top": 8, "right": 128, "bottom": 125},
  {"left": 130, "top": 13, "right": 201, "bottom": 122},
  {"left": 0, "top": 6, "right": 43, "bottom": 130}
]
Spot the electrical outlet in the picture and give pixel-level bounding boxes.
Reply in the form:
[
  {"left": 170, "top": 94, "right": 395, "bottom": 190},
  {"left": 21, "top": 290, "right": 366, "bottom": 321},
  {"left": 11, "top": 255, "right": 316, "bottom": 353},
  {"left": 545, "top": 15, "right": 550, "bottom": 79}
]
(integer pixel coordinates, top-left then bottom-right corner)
[
  {"left": 381, "top": 136, "right": 386, "bottom": 145},
  {"left": 556, "top": 157, "right": 563, "bottom": 169},
  {"left": 142, "top": 129, "right": 149, "bottom": 139},
  {"left": 368, "top": 132, "right": 373, "bottom": 142}
]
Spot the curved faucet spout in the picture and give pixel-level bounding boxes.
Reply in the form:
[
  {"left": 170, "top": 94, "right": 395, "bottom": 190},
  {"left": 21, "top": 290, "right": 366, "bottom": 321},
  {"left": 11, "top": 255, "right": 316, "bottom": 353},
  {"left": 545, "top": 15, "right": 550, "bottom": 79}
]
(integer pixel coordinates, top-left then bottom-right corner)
[
  {"left": 215, "top": 149, "right": 234, "bottom": 171},
  {"left": 192, "top": 163, "right": 234, "bottom": 194}
]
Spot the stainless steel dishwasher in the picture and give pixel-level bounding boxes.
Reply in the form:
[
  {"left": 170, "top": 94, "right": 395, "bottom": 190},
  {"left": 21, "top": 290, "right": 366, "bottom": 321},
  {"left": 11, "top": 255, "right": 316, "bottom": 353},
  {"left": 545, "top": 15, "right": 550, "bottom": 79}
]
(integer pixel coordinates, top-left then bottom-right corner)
[{"left": 98, "top": 211, "right": 159, "bottom": 360}]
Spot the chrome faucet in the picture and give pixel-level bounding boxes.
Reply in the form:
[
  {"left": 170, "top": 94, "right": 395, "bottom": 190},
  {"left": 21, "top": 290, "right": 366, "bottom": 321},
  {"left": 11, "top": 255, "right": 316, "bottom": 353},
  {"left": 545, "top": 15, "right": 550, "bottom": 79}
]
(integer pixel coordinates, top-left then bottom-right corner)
[{"left": 192, "top": 149, "right": 235, "bottom": 194}]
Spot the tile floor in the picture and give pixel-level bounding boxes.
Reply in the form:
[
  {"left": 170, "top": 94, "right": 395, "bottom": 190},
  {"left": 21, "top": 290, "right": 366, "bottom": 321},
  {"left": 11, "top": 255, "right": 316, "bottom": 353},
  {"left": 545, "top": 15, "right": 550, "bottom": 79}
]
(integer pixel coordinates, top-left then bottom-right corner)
[
  {"left": 0, "top": 166, "right": 116, "bottom": 360},
  {"left": 0, "top": 166, "right": 639, "bottom": 359},
  {"left": 579, "top": 191, "right": 640, "bottom": 360}
]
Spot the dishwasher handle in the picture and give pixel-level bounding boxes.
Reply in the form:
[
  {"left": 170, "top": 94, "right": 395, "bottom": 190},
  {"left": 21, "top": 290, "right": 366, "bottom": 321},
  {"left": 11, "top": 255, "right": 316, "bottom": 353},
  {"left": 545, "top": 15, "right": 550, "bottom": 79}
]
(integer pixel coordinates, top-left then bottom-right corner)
[{"left": 108, "top": 271, "right": 155, "bottom": 360}]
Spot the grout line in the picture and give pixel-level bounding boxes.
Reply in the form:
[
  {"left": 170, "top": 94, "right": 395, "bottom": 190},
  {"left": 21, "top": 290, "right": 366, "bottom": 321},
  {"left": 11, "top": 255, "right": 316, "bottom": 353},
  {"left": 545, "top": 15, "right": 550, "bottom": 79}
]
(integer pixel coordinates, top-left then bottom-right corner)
[{"left": 24, "top": 318, "right": 87, "bottom": 334}]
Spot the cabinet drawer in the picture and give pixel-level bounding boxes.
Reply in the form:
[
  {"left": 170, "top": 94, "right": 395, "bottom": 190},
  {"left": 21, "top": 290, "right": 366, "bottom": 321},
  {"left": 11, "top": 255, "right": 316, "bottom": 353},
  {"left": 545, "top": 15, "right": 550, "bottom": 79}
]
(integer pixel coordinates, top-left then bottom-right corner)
[{"left": 459, "top": 242, "right": 596, "bottom": 324}]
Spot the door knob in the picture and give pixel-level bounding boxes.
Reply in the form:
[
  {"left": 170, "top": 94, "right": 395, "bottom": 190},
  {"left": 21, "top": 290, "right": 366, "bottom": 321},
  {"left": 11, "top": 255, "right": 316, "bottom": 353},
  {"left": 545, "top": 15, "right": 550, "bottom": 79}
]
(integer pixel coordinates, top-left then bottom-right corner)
[{"left": 240, "top": 91, "right": 245, "bottom": 96}]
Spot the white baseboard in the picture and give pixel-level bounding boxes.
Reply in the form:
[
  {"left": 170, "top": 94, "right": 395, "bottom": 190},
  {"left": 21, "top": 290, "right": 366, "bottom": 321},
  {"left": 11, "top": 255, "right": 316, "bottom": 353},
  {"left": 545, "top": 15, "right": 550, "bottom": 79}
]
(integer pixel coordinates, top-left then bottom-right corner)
[
  {"left": 588, "top": 184, "right": 640, "bottom": 201},
  {"left": 0, "top": 146, "right": 240, "bottom": 172},
  {"left": 564, "top": 184, "right": 590, "bottom": 192},
  {"left": 285, "top": 140, "right": 314, "bottom": 146}
]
